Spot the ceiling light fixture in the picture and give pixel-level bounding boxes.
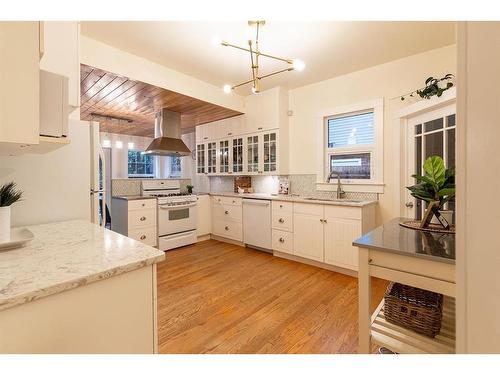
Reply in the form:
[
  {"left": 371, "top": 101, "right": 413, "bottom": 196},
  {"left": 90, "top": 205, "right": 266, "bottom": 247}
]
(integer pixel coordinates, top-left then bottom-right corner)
[{"left": 219, "top": 20, "right": 305, "bottom": 94}]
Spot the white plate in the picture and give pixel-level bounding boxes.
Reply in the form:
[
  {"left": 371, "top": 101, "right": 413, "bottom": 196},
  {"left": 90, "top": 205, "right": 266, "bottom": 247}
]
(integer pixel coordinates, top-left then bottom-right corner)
[{"left": 0, "top": 228, "right": 35, "bottom": 251}]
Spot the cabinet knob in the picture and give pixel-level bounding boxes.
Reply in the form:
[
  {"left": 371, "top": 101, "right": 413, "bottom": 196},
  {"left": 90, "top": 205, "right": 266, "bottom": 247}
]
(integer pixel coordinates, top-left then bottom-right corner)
[
  {"left": 279, "top": 204, "right": 283, "bottom": 208},
  {"left": 258, "top": 127, "right": 263, "bottom": 130},
  {"left": 225, "top": 226, "right": 229, "bottom": 231},
  {"left": 278, "top": 218, "right": 284, "bottom": 223},
  {"left": 324, "top": 219, "right": 328, "bottom": 223},
  {"left": 279, "top": 237, "right": 285, "bottom": 243},
  {"left": 232, "top": 200, "right": 236, "bottom": 203},
  {"left": 228, "top": 132, "right": 232, "bottom": 136},
  {"left": 140, "top": 216, "right": 146, "bottom": 221},
  {"left": 320, "top": 219, "right": 324, "bottom": 223},
  {"left": 225, "top": 210, "right": 229, "bottom": 215},
  {"left": 140, "top": 235, "right": 146, "bottom": 240},
  {"left": 203, "top": 136, "right": 208, "bottom": 140},
  {"left": 142, "top": 203, "right": 145, "bottom": 207}
]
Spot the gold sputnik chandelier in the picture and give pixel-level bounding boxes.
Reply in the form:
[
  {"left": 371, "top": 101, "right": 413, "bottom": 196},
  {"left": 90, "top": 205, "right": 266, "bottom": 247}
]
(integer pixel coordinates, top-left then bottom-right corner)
[{"left": 217, "top": 20, "right": 305, "bottom": 94}]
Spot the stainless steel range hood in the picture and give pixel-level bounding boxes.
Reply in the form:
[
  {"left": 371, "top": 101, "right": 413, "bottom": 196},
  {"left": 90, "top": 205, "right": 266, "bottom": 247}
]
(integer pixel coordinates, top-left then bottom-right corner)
[{"left": 144, "top": 108, "right": 191, "bottom": 156}]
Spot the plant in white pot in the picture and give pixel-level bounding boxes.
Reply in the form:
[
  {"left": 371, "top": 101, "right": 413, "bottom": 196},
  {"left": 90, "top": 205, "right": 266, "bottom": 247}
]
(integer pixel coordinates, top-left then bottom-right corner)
[
  {"left": 407, "top": 156, "right": 455, "bottom": 226},
  {"left": 0, "top": 182, "right": 23, "bottom": 243}
]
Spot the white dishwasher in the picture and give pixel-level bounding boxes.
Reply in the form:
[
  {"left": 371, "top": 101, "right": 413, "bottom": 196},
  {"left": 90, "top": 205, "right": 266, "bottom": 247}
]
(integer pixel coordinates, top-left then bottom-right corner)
[{"left": 242, "top": 198, "right": 272, "bottom": 252}]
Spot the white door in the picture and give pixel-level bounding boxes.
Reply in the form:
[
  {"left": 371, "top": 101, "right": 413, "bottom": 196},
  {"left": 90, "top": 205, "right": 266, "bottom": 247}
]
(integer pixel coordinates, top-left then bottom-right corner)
[
  {"left": 293, "top": 206, "right": 324, "bottom": 262},
  {"left": 324, "top": 217, "right": 361, "bottom": 271},
  {"left": 404, "top": 103, "right": 456, "bottom": 219}
]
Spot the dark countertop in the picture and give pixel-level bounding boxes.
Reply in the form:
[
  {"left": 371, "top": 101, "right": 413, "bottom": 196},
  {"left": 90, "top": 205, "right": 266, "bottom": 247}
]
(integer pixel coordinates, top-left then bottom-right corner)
[
  {"left": 353, "top": 217, "right": 455, "bottom": 264},
  {"left": 112, "top": 195, "right": 157, "bottom": 201}
]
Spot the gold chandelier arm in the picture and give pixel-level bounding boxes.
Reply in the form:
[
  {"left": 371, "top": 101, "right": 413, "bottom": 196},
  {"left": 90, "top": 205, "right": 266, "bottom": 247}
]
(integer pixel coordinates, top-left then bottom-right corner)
[
  {"left": 258, "top": 67, "right": 294, "bottom": 80},
  {"left": 231, "top": 78, "right": 255, "bottom": 90},
  {"left": 221, "top": 41, "right": 293, "bottom": 64},
  {"left": 248, "top": 40, "right": 257, "bottom": 89}
]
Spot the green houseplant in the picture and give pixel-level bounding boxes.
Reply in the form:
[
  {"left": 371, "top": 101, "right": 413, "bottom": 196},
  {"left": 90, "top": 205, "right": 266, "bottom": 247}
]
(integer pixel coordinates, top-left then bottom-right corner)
[
  {"left": 407, "top": 156, "right": 455, "bottom": 224},
  {"left": 0, "top": 182, "right": 23, "bottom": 242},
  {"left": 186, "top": 184, "right": 194, "bottom": 194}
]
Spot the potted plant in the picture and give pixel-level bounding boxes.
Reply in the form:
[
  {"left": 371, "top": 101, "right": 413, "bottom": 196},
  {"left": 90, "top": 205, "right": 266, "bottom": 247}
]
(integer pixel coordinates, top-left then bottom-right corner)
[
  {"left": 186, "top": 184, "right": 194, "bottom": 194},
  {"left": 0, "top": 182, "right": 23, "bottom": 242},
  {"left": 407, "top": 156, "right": 455, "bottom": 226}
]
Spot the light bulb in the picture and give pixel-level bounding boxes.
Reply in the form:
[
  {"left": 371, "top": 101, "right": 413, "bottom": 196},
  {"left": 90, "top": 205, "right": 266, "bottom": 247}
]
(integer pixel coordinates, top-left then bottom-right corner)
[
  {"left": 127, "top": 142, "right": 134, "bottom": 149},
  {"left": 115, "top": 141, "right": 123, "bottom": 149},
  {"left": 223, "top": 84, "right": 232, "bottom": 94},
  {"left": 102, "top": 139, "right": 111, "bottom": 148},
  {"left": 292, "top": 59, "right": 305, "bottom": 72},
  {"left": 251, "top": 86, "right": 257, "bottom": 94}
]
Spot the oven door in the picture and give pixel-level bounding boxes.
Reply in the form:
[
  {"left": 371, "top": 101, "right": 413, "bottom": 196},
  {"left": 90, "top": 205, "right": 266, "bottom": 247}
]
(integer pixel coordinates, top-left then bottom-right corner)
[{"left": 158, "top": 202, "right": 197, "bottom": 236}]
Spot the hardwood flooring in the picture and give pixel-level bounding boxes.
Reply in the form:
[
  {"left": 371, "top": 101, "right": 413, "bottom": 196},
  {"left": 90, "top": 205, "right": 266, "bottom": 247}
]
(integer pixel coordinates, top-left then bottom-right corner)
[{"left": 156, "top": 239, "right": 387, "bottom": 354}]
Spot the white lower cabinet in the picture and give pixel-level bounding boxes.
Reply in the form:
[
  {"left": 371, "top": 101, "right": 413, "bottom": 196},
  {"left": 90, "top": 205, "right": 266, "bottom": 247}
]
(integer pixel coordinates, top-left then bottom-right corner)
[
  {"left": 292, "top": 204, "right": 325, "bottom": 262},
  {"left": 211, "top": 196, "right": 243, "bottom": 242},
  {"left": 196, "top": 195, "right": 211, "bottom": 237},
  {"left": 111, "top": 198, "right": 157, "bottom": 247},
  {"left": 271, "top": 230, "right": 294, "bottom": 254},
  {"left": 324, "top": 218, "right": 362, "bottom": 270}
]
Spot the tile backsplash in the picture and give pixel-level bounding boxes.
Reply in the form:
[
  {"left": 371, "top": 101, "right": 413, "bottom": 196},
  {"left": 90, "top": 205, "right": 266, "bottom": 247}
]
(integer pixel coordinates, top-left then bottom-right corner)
[
  {"left": 205, "top": 174, "right": 378, "bottom": 201},
  {"left": 111, "top": 178, "right": 192, "bottom": 196}
]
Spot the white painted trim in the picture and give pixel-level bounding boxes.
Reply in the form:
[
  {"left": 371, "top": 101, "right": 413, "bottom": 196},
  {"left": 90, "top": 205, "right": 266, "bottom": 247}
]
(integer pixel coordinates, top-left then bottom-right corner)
[
  {"left": 395, "top": 87, "right": 456, "bottom": 119},
  {"left": 316, "top": 98, "right": 384, "bottom": 192}
]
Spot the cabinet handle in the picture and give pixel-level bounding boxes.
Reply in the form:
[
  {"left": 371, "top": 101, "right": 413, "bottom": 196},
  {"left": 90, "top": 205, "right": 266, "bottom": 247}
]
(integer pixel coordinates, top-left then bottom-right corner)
[
  {"left": 225, "top": 210, "right": 229, "bottom": 215},
  {"left": 140, "top": 235, "right": 146, "bottom": 240},
  {"left": 203, "top": 136, "right": 208, "bottom": 140},
  {"left": 225, "top": 226, "right": 229, "bottom": 231},
  {"left": 258, "top": 127, "right": 263, "bottom": 130},
  {"left": 228, "top": 132, "right": 232, "bottom": 136},
  {"left": 279, "top": 237, "right": 285, "bottom": 243},
  {"left": 140, "top": 216, "right": 146, "bottom": 221},
  {"left": 320, "top": 219, "right": 324, "bottom": 223},
  {"left": 324, "top": 219, "right": 328, "bottom": 223},
  {"left": 278, "top": 218, "right": 284, "bottom": 223}
]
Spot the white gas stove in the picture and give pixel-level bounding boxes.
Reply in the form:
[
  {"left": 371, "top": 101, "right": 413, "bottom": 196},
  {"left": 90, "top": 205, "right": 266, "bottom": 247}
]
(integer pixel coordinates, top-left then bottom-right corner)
[{"left": 141, "top": 180, "right": 197, "bottom": 251}]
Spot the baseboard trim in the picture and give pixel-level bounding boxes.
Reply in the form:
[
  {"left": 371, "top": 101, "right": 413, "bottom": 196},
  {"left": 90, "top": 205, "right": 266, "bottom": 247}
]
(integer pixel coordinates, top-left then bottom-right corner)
[
  {"left": 210, "top": 234, "right": 245, "bottom": 247},
  {"left": 273, "top": 251, "right": 358, "bottom": 278},
  {"left": 197, "top": 234, "right": 211, "bottom": 242}
]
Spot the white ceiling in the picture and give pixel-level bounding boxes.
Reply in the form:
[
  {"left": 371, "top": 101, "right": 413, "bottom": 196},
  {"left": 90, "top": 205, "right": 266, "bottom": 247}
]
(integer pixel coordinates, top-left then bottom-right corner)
[{"left": 81, "top": 21, "right": 455, "bottom": 95}]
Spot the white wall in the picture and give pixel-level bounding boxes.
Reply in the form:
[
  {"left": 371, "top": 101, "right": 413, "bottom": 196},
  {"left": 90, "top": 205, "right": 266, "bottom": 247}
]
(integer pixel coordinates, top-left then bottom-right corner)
[
  {"left": 80, "top": 36, "right": 245, "bottom": 114},
  {"left": 0, "top": 120, "right": 91, "bottom": 226},
  {"left": 456, "top": 22, "right": 500, "bottom": 354},
  {"left": 288, "top": 44, "right": 457, "bottom": 224}
]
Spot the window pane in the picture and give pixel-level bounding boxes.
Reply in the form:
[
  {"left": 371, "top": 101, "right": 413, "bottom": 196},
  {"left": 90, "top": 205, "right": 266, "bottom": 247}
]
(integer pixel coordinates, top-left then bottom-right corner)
[
  {"left": 447, "top": 114, "right": 456, "bottom": 127},
  {"left": 424, "top": 118, "right": 443, "bottom": 132},
  {"left": 329, "top": 153, "right": 371, "bottom": 179},
  {"left": 415, "top": 136, "right": 422, "bottom": 176},
  {"left": 447, "top": 129, "right": 455, "bottom": 168},
  {"left": 425, "top": 131, "right": 443, "bottom": 159},
  {"left": 327, "top": 112, "right": 374, "bottom": 148},
  {"left": 415, "top": 124, "right": 422, "bottom": 135}
]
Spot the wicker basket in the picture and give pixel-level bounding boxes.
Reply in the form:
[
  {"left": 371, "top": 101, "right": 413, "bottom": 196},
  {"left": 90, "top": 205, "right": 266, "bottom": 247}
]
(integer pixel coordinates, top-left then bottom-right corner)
[{"left": 384, "top": 282, "right": 443, "bottom": 338}]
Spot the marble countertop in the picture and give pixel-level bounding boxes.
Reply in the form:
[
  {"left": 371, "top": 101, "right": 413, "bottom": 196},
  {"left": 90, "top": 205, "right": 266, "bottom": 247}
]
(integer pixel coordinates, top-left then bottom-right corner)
[
  {"left": 112, "top": 195, "right": 157, "bottom": 201},
  {"left": 0, "top": 220, "right": 165, "bottom": 312},
  {"left": 208, "top": 192, "right": 377, "bottom": 207},
  {"left": 353, "top": 217, "right": 455, "bottom": 264}
]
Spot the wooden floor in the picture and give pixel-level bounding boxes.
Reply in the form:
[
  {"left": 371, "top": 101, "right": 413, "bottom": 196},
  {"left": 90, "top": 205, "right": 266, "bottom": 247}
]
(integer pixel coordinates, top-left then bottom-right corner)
[{"left": 156, "top": 239, "right": 387, "bottom": 354}]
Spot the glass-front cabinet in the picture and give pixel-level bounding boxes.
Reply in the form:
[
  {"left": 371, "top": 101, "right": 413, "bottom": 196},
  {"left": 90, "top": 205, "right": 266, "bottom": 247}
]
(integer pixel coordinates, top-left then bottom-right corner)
[
  {"left": 207, "top": 141, "right": 217, "bottom": 174},
  {"left": 219, "top": 140, "right": 229, "bottom": 173},
  {"left": 263, "top": 131, "right": 277, "bottom": 173},
  {"left": 246, "top": 135, "right": 259, "bottom": 173},
  {"left": 196, "top": 144, "right": 206, "bottom": 174},
  {"left": 232, "top": 137, "right": 243, "bottom": 173}
]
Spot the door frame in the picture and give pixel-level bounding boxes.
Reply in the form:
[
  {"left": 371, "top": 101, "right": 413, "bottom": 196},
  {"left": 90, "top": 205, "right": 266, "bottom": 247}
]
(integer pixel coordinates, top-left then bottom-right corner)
[{"left": 395, "top": 87, "right": 456, "bottom": 218}]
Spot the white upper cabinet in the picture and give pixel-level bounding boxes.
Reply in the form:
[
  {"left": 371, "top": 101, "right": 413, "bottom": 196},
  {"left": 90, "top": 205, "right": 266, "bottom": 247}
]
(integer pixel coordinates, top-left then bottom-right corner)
[
  {"left": 243, "top": 87, "right": 284, "bottom": 133},
  {"left": 0, "top": 22, "right": 40, "bottom": 149},
  {"left": 39, "top": 22, "right": 80, "bottom": 107}
]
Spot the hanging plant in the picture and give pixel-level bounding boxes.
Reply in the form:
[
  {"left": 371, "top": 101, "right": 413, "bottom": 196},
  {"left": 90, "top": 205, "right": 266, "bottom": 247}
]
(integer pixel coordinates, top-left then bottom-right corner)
[{"left": 401, "top": 74, "right": 454, "bottom": 101}]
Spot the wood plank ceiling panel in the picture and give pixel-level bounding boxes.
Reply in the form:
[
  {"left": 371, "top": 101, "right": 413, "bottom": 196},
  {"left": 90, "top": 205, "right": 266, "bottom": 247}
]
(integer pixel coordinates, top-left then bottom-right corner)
[{"left": 80, "top": 64, "right": 243, "bottom": 137}]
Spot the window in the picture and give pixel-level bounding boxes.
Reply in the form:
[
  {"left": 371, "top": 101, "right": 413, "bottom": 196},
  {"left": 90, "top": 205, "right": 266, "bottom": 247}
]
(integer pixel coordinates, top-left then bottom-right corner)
[
  {"left": 128, "top": 151, "right": 155, "bottom": 178},
  {"left": 325, "top": 109, "right": 377, "bottom": 181}
]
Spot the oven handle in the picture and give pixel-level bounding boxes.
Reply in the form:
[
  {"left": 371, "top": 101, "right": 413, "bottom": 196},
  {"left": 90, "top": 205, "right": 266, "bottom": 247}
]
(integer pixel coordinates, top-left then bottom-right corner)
[{"left": 158, "top": 202, "right": 197, "bottom": 209}]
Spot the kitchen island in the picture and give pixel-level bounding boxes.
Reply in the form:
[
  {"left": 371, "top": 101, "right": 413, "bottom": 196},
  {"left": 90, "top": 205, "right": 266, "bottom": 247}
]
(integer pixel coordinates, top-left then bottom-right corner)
[
  {"left": 353, "top": 218, "right": 456, "bottom": 354},
  {"left": 0, "top": 220, "right": 165, "bottom": 353}
]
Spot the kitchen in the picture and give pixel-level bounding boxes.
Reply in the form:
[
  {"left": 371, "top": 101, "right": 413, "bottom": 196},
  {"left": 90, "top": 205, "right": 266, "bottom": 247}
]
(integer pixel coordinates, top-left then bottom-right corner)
[{"left": 0, "top": 10, "right": 499, "bottom": 366}]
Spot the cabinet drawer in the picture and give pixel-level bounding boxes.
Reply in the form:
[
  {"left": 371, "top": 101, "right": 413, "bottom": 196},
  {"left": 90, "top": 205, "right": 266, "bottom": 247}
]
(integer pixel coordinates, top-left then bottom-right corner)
[
  {"left": 212, "top": 196, "right": 242, "bottom": 206},
  {"left": 294, "top": 202, "right": 324, "bottom": 216},
  {"left": 213, "top": 203, "right": 242, "bottom": 222},
  {"left": 128, "top": 226, "right": 157, "bottom": 247},
  {"left": 324, "top": 205, "right": 361, "bottom": 220},
  {"left": 212, "top": 219, "right": 242, "bottom": 241},
  {"left": 272, "top": 201, "right": 293, "bottom": 215},
  {"left": 271, "top": 210, "right": 293, "bottom": 232},
  {"left": 128, "top": 199, "right": 156, "bottom": 211},
  {"left": 272, "top": 230, "right": 293, "bottom": 254},
  {"left": 128, "top": 208, "right": 156, "bottom": 228}
]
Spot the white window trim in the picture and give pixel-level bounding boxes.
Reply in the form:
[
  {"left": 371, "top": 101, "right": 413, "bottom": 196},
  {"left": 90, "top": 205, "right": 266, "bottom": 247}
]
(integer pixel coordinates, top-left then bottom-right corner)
[{"left": 316, "top": 98, "right": 384, "bottom": 193}]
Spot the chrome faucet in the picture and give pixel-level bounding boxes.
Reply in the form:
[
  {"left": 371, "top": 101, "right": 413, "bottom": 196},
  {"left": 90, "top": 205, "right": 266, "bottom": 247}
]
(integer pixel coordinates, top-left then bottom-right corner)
[{"left": 326, "top": 171, "right": 346, "bottom": 199}]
